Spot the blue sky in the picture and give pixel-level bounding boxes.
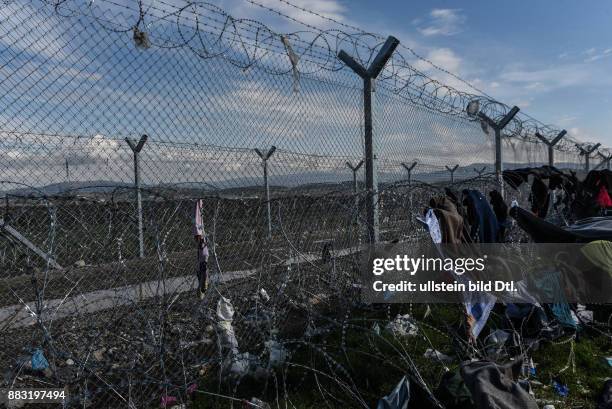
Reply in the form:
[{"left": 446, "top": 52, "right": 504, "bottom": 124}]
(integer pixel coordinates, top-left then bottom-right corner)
[{"left": 218, "top": 0, "right": 612, "bottom": 146}]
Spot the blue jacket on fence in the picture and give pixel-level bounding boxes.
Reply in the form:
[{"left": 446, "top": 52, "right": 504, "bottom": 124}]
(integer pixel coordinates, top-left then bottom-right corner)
[{"left": 463, "top": 189, "right": 499, "bottom": 243}]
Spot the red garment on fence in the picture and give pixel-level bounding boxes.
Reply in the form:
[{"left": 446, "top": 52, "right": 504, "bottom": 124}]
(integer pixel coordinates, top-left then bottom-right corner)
[{"left": 596, "top": 184, "right": 612, "bottom": 208}]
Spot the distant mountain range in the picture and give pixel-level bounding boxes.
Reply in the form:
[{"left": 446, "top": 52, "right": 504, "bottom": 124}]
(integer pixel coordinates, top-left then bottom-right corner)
[{"left": 4, "top": 162, "right": 586, "bottom": 197}]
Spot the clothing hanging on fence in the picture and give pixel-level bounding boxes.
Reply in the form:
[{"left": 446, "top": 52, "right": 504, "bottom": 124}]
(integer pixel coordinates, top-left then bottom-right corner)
[
  {"left": 530, "top": 177, "right": 550, "bottom": 218},
  {"left": 429, "top": 197, "right": 467, "bottom": 244},
  {"left": 416, "top": 208, "right": 442, "bottom": 244},
  {"left": 462, "top": 189, "right": 499, "bottom": 243},
  {"left": 489, "top": 190, "right": 508, "bottom": 242},
  {"left": 596, "top": 184, "right": 612, "bottom": 208},
  {"left": 510, "top": 206, "right": 612, "bottom": 243},
  {"left": 194, "top": 199, "right": 209, "bottom": 297}
]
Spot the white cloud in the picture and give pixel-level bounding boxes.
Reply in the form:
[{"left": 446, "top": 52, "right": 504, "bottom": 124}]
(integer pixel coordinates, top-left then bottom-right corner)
[
  {"left": 418, "top": 9, "right": 465, "bottom": 37},
  {"left": 413, "top": 47, "right": 462, "bottom": 73},
  {"left": 584, "top": 47, "right": 612, "bottom": 62},
  {"left": 223, "top": 0, "right": 348, "bottom": 30}
]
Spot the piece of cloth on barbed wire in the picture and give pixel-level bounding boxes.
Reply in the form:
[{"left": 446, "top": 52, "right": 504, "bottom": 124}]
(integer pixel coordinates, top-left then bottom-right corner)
[
  {"left": 460, "top": 359, "right": 538, "bottom": 409},
  {"left": 194, "top": 199, "right": 209, "bottom": 293},
  {"left": 462, "top": 189, "right": 499, "bottom": 243},
  {"left": 376, "top": 376, "right": 411, "bottom": 409},
  {"left": 489, "top": 190, "right": 508, "bottom": 242},
  {"left": 429, "top": 197, "right": 468, "bottom": 244}
]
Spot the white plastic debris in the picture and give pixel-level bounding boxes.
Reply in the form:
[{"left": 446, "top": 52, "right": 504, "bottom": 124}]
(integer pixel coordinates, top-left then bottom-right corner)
[
  {"left": 246, "top": 397, "right": 271, "bottom": 409},
  {"left": 521, "top": 357, "right": 537, "bottom": 377},
  {"left": 423, "top": 305, "right": 432, "bottom": 319},
  {"left": 576, "top": 304, "right": 593, "bottom": 323},
  {"left": 372, "top": 322, "right": 381, "bottom": 335},
  {"left": 265, "top": 340, "right": 287, "bottom": 367},
  {"left": 423, "top": 348, "right": 453, "bottom": 364},
  {"left": 228, "top": 352, "right": 251, "bottom": 376},
  {"left": 259, "top": 288, "right": 270, "bottom": 302},
  {"left": 543, "top": 405, "right": 555, "bottom": 409},
  {"left": 486, "top": 329, "right": 511, "bottom": 346},
  {"left": 217, "top": 296, "right": 234, "bottom": 321},
  {"left": 216, "top": 297, "right": 238, "bottom": 353},
  {"left": 385, "top": 314, "right": 418, "bottom": 337}
]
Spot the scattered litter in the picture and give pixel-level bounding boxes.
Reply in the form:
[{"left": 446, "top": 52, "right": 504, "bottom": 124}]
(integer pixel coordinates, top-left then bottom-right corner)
[
  {"left": 93, "top": 348, "right": 105, "bottom": 361},
  {"left": 31, "top": 348, "right": 48, "bottom": 371},
  {"left": 605, "top": 357, "right": 612, "bottom": 367},
  {"left": 521, "top": 357, "right": 536, "bottom": 377},
  {"left": 376, "top": 376, "right": 410, "bottom": 409},
  {"left": 552, "top": 381, "right": 569, "bottom": 397},
  {"left": 228, "top": 352, "right": 251, "bottom": 377},
  {"left": 461, "top": 360, "right": 538, "bottom": 409},
  {"left": 160, "top": 395, "right": 177, "bottom": 408},
  {"left": 265, "top": 340, "right": 287, "bottom": 367},
  {"left": 542, "top": 405, "right": 555, "bottom": 409},
  {"left": 435, "top": 368, "right": 473, "bottom": 408},
  {"left": 423, "top": 305, "right": 432, "bottom": 319},
  {"left": 576, "top": 304, "right": 593, "bottom": 323},
  {"left": 423, "top": 348, "right": 453, "bottom": 365},
  {"left": 485, "top": 329, "right": 511, "bottom": 358},
  {"left": 518, "top": 379, "right": 535, "bottom": 396},
  {"left": 74, "top": 259, "right": 86, "bottom": 267},
  {"left": 244, "top": 397, "right": 271, "bottom": 409},
  {"left": 217, "top": 297, "right": 238, "bottom": 354},
  {"left": 65, "top": 358, "right": 75, "bottom": 366},
  {"left": 259, "top": 288, "right": 270, "bottom": 302},
  {"left": 186, "top": 383, "right": 197, "bottom": 395},
  {"left": 372, "top": 322, "right": 381, "bottom": 335},
  {"left": 385, "top": 314, "right": 418, "bottom": 337}
]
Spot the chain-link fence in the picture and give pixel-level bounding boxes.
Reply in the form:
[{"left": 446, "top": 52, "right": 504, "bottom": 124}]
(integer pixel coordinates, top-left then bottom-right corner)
[{"left": 0, "top": 0, "right": 609, "bottom": 408}]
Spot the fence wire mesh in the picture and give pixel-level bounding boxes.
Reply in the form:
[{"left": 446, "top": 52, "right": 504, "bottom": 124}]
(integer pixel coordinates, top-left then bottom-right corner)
[{"left": 0, "top": 0, "right": 610, "bottom": 408}]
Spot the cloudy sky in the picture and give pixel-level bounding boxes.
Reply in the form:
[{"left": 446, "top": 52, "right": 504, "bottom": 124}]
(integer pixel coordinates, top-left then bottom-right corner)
[{"left": 216, "top": 0, "right": 612, "bottom": 146}]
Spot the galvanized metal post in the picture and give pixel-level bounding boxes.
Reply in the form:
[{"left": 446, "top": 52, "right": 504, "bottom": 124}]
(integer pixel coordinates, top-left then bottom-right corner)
[
  {"left": 577, "top": 143, "right": 601, "bottom": 172},
  {"left": 535, "top": 130, "right": 566, "bottom": 167},
  {"left": 346, "top": 160, "right": 364, "bottom": 224},
  {"left": 338, "top": 36, "right": 399, "bottom": 243},
  {"left": 125, "top": 135, "right": 148, "bottom": 259},
  {"left": 475, "top": 106, "right": 519, "bottom": 198},
  {"left": 401, "top": 161, "right": 417, "bottom": 185},
  {"left": 255, "top": 146, "right": 276, "bottom": 240},
  {"left": 597, "top": 152, "right": 612, "bottom": 170},
  {"left": 346, "top": 160, "right": 364, "bottom": 193},
  {"left": 446, "top": 164, "right": 459, "bottom": 184}
]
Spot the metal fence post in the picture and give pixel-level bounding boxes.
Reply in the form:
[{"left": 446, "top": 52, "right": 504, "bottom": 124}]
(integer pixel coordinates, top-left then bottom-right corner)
[
  {"left": 446, "top": 164, "right": 459, "bottom": 184},
  {"left": 255, "top": 146, "right": 276, "bottom": 240},
  {"left": 470, "top": 105, "right": 520, "bottom": 198},
  {"left": 338, "top": 36, "right": 399, "bottom": 243},
  {"left": 346, "top": 160, "right": 364, "bottom": 223},
  {"left": 125, "top": 134, "right": 148, "bottom": 259},
  {"left": 346, "top": 160, "right": 364, "bottom": 193},
  {"left": 577, "top": 143, "right": 601, "bottom": 172},
  {"left": 597, "top": 151, "right": 612, "bottom": 170},
  {"left": 401, "top": 161, "right": 417, "bottom": 185},
  {"left": 535, "top": 130, "right": 566, "bottom": 167}
]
